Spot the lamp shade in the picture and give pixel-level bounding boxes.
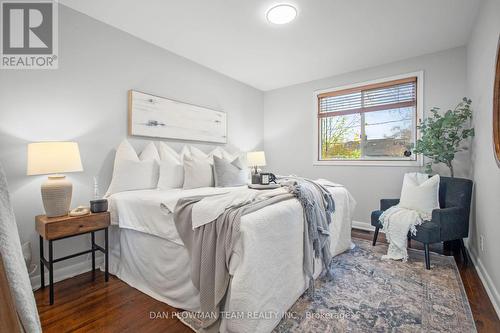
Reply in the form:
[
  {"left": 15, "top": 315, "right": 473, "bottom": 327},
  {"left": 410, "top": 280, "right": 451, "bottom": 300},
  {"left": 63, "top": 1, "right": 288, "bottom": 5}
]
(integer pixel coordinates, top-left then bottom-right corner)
[
  {"left": 27, "top": 142, "right": 83, "bottom": 176},
  {"left": 247, "top": 151, "right": 266, "bottom": 167}
]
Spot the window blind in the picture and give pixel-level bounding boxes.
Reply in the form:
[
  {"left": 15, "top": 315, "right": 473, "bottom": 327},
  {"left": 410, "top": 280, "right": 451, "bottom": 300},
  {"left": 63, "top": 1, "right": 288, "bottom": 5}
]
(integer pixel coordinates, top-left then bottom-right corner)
[{"left": 318, "top": 77, "right": 417, "bottom": 118}]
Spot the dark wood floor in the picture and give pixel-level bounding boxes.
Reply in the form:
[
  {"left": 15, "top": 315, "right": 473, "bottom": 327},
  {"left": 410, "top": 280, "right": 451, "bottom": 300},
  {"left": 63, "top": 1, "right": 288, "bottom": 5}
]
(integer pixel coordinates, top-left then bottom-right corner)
[
  {"left": 35, "top": 230, "right": 500, "bottom": 333},
  {"left": 35, "top": 271, "right": 192, "bottom": 333}
]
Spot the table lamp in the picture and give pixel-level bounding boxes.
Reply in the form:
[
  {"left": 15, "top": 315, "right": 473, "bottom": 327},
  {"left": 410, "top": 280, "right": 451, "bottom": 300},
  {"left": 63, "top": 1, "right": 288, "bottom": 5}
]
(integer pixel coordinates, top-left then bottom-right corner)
[
  {"left": 27, "top": 142, "right": 83, "bottom": 217},
  {"left": 247, "top": 151, "right": 266, "bottom": 184}
]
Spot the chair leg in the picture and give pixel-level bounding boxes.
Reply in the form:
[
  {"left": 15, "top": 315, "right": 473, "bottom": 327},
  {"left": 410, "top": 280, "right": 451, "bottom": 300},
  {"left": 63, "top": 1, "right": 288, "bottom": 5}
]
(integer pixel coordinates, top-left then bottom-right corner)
[
  {"left": 372, "top": 226, "right": 380, "bottom": 246},
  {"left": 459, "top": 239, "right": 469, "bottom": 266},
  {"left": 424, "top": 243, "right": 431, "bottom": 270}
]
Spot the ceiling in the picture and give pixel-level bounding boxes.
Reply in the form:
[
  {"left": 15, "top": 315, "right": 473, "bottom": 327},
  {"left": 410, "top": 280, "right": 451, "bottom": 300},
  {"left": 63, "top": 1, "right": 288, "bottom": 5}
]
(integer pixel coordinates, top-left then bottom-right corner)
[{"left": 59, "top": 0, "right": 480, "bottom": 91}]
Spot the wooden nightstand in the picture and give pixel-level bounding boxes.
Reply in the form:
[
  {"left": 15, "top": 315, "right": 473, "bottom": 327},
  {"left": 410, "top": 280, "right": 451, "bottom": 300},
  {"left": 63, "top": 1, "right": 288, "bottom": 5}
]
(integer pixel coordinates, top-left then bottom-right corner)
[{"left": 36, "top": 212, "right": 110, "bottom": 305}]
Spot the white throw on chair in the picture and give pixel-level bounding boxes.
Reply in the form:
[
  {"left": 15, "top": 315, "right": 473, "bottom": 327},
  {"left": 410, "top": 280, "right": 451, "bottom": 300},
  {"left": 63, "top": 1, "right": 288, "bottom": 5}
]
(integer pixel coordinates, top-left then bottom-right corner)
[{"left": 0, "top": 163, "right": 42, "bottom": 333}]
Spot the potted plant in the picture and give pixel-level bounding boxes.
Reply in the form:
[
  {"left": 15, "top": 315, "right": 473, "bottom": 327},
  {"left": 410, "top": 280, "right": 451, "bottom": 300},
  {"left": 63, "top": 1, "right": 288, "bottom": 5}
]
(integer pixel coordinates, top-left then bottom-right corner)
[{"left": 414, "top": 98, "right": 474, "bottom": 177}]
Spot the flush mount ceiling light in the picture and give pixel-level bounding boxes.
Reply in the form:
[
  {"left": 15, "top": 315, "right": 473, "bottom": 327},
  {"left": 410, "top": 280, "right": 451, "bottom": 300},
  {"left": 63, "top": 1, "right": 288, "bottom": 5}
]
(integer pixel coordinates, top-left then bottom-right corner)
[{"left": 266, "top": 4, "right": 297, "bottom": 25}]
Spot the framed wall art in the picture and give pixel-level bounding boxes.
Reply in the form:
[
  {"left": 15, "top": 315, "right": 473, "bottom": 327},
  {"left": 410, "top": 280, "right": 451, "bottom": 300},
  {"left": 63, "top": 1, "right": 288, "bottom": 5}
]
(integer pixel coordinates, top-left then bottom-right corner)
[{"left": 128, "top": 90, "right": 227, "bottom": 143}]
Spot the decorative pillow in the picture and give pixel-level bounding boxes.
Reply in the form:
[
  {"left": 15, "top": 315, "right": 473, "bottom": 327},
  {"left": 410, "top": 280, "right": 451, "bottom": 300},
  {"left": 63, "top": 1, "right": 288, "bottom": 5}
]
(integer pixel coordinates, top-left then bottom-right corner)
[
  {"left": 399, "top": 173, "right": 440, "bottom": 217},
  {"left": 140, "top": 142, "right": 160, "bottom": 162},
  {"left": 213, "top": 156, "right": 247, "bottom": 187},
  {"left": 159, "top": 142, "right": 189, "bottom": 161},
  {"left": 157, "top": 142, "right": 185, "bottom": 189},
  {"left": 183, "top": 153, "right": 214, "bottom": 189},
  {"left": 112, "top": 139, "right": 139, "bottom": 171},
  {"left": 106, "top": 160, "right": 158, "bottom": 195},
  {"left": 105, "top": 140, "right": 159, "bottom": 197},
  {"left": 208, "top": 146, "right": 225, "bottom": 163},
  {"left": 189, "top": 146, "right": 234, "bottom": 164},
  {"left": 221, "top": 149, "right": 240, "bottom": 162},
  {"left": 189, "top": 146, "right": 211, "bottom": 161}
]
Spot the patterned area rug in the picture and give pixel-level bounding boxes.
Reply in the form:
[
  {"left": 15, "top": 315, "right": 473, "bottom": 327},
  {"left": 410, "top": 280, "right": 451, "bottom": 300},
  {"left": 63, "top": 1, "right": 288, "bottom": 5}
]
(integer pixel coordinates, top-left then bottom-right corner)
[{"left": 273, "top": 239, "right": 476, "bottom": 332}]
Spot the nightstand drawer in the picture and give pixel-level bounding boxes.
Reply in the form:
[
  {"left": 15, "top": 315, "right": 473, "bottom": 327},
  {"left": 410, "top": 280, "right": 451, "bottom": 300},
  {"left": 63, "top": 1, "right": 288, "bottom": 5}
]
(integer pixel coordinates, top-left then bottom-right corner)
[
  {"left": 36, "top": 212, "right": 110, "bottom": 240},
  {"left": 48, "top": 216, "right": 108, "bottom": 239}
]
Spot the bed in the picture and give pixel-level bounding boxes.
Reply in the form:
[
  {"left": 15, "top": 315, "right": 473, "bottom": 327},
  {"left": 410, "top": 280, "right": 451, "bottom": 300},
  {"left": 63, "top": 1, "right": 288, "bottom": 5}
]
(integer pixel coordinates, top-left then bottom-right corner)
[{"left": 106, "top": 184, "right": 356, "bottom": 333}]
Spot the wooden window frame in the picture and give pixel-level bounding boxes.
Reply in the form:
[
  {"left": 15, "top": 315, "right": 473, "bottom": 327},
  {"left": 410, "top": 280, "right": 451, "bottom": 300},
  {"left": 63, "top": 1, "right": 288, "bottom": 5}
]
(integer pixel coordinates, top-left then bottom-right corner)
[{"left": 312, "top": 71, "right": 424, "bottom": 166}]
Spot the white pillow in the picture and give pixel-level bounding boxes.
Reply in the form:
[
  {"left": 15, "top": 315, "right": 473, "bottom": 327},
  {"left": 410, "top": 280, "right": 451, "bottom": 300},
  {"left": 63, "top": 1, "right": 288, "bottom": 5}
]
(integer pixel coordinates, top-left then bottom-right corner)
[
  {"left": 158, "top": 142, "right": 188, "bottom": 161},
  {"left": 183, "top": 153, "right": 214, "bottom": 189},
  {"left": 112, "top": 139, "right": 139, "bottom": 172},
  {"left": 189, "top": 146, "right": 225, "bottom": 164},
  {"left": 213, "top": 156, "right": 248, "bottom": 187},
  {"left": 105, "top": 140, "right": 159, "bottom": 197},
  {"left": 140, "top": 142, "right": 160, "bottom": 161},
  {"left": 221, "top": 149, "right": 240, "bottom": 162},
  {"left": 190, "top": 146, "right": 243, "bottom": 164},
  {"left": 180, "top": 146, "right": 190, "bottom": 160},
  {"left": 182, "top": 146, "right": 246, "bottom": 188},
  {"left": 208, "top": 146, "right": 224, "bottom": 163},
  {"left": 106, "top": 160, "right": 158, "bottom": 195},
  {"left": 189, "top": 146, "right": 210, "bottom": 160},
  {"left": 157, "top": 142, "right": 185, "bottom": 189},
  {"left": 399, "top": 173, "right": 440, "bottom": 217}
]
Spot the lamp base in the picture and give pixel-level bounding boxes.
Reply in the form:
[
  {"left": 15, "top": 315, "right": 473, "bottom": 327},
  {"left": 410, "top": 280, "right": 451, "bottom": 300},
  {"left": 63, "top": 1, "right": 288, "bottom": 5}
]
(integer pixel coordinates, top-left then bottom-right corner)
[{"left": 41, "top": 175, "right": 72, "bottom": 217}]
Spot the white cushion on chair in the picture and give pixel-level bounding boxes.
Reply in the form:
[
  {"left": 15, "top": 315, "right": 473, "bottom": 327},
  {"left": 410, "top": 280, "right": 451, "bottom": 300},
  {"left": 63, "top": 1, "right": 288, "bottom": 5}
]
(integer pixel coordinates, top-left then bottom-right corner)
[{"left": 399, "top": 173, "right": 440, "bottom": 217}]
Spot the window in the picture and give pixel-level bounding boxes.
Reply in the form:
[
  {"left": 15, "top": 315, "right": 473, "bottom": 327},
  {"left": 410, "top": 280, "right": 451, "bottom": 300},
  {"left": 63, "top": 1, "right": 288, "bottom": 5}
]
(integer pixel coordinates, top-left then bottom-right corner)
[{"left": 315, "top": 73, "right": 422, "bottom": 165}]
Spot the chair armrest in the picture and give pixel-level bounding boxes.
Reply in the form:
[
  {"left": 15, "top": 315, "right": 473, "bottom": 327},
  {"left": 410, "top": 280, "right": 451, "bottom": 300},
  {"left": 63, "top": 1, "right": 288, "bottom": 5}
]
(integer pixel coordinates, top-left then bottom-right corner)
[
  {"left": 431, "top": 207, "right": 468, "bottom": 241},
  {"left": 380, "top": 199, "right": 400, "bottom": 211}
]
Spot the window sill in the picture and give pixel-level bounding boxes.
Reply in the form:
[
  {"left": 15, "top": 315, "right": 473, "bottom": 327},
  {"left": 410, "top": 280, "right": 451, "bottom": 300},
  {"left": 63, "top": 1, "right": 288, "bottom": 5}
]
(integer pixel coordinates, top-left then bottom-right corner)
[{"left": 312, "top": 159, "right": 423, "bottom": 167}]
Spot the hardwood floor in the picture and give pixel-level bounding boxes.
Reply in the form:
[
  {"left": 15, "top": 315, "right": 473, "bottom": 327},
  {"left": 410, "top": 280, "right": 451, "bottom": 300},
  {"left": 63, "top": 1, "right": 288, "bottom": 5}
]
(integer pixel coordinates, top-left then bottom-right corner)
[
  {"left": 35, "top": 230, "right": 500, "bottom": 333},
  {"left": 35, "top": 271, "right": 192, "bottom": 333}
]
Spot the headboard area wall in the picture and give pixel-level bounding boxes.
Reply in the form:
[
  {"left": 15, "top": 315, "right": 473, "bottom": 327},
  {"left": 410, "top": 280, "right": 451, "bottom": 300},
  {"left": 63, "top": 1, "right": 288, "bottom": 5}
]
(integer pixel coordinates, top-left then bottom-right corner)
[{"left": 0, "top": 4, "right": 264, "bottom": 288}]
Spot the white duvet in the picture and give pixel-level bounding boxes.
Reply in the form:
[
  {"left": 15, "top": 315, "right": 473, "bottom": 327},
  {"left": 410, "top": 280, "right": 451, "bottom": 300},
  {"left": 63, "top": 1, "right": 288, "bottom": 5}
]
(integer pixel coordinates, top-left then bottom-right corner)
[
  {"left": 109, "top": 186, "right": 236, "bottom": 245},
  {"left": 108, "top": 183, "right": 356, "bottom": 333}
]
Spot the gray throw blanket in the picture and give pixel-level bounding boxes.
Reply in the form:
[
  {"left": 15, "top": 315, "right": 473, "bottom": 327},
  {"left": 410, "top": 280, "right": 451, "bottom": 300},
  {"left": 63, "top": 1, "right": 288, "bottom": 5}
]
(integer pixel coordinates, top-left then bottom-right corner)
[
  {"left": 174, "top": 192, "right": 294, "bottom": 331},
  {"left": 281, "top": 177, "right": 335, "bottom": 285}
]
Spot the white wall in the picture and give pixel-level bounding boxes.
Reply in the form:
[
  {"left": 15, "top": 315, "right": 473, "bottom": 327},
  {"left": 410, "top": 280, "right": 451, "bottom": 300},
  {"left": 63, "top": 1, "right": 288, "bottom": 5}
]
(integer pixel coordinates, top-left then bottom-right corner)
[
  {"left": 0, "top": 5, "right": 264, "bottom": 286},
  {"left": 466, "top": 0, "right": 500, "bottom": 315},
  {"left": 263, "top": 47, "right": 468, "bottom": 227}
]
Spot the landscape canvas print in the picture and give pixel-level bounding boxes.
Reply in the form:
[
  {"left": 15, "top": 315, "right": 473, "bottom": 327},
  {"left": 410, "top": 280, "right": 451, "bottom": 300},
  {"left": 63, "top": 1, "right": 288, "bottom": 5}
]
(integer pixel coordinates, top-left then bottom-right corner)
[{"left": 128, "top": 90, "right": 227, "bottom": 143}]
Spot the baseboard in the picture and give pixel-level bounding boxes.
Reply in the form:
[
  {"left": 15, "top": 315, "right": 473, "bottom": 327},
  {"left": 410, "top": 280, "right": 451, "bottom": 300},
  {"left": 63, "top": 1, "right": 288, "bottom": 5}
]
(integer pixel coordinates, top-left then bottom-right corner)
[
  {"left": 352, "top": 220, "right": 377, "bottom": 232},
  {"left": 30, "top": 255, "right": 104, "bottom": 291},
  {"left": 466, "top": 243, "right": 500, "bottom": 319}
]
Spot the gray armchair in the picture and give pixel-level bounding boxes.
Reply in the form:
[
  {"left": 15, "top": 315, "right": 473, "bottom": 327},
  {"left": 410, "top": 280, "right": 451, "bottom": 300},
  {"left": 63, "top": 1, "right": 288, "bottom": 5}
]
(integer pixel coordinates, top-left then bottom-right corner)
[{"left": 371, "top": 176, "right": 473, "bottom": 269}]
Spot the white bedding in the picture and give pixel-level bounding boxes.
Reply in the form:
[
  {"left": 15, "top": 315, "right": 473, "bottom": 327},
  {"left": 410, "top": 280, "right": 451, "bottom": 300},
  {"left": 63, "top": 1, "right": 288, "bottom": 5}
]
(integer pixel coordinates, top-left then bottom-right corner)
[
  {"left": 108, "top": 184, "right": 356, "bottom": 333},
  {"left": 108, "top": 187, "right": 237, "bottom": 245},
  {"left": 108, "top": 227, "right": 200, "bottom": 310}
]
